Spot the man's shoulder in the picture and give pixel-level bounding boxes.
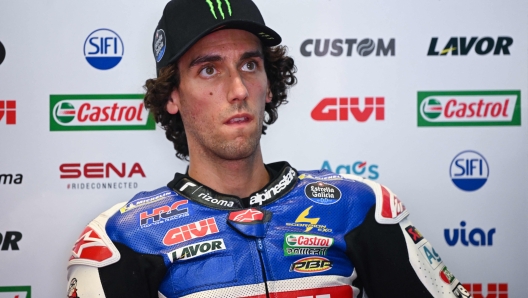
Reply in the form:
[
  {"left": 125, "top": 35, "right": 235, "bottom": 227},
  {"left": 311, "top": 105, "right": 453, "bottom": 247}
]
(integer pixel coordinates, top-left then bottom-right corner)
[{"left": 297, "top": 169, "right": 409, "bottom": 224}]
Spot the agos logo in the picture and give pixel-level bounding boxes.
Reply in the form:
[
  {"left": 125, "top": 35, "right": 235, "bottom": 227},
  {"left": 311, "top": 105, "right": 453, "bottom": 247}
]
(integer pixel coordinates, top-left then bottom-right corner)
[
  {"left": 84, "top": 28, "right": 124, "bottom": 70},
  {"left": 312, "top": 97, "right": 385, "bottom": 122},
  {"left": 301, "top": 38, "right": 395, "bottom": 57},
  {"left": 322, "top": 160, "right": 379, "bottom": 180},
  {"left": 450, "top": 151, "right": 489, "bottom": 191},
  {"left": 444, "top": 221, "right": 496, "bottom": 247},
  {"left": 427, "top": 36, "right": 512, "bottom": 56}
]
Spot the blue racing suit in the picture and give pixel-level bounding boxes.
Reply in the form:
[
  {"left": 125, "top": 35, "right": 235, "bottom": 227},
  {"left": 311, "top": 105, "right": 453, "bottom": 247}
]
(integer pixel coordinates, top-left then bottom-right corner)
[{"left": 66, "top": 162, "right": 472, "bottom": 298}]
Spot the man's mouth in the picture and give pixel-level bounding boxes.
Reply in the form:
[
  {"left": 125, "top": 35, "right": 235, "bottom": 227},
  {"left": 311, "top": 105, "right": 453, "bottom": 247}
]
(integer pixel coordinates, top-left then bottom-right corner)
[{"left": 225, "top": 114, "right": 252, "bottom": 124}]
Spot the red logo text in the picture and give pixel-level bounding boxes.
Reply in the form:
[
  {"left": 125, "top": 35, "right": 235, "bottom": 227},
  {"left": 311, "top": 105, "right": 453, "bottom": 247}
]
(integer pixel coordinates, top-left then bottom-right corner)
[
  {"left": 163, "top": 217, "right": 219, "bottom": 246},
  {"left": 311, "top": 97, "right": 384, "bottom": 121},
  {"left": 60, "top": 162, "right": 146, "bottom": 179}
]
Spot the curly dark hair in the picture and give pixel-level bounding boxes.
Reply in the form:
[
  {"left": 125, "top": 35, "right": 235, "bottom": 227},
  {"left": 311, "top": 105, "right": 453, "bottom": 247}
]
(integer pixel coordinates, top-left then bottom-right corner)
[{"left": 143, "top": 45, "right": 297, "bottom": 160}]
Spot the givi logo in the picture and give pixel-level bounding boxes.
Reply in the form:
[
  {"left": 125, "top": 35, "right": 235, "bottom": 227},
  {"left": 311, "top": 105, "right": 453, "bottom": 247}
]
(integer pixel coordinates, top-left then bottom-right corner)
[
  {"left": 418, "top": 91, "right": 521, "bottom": 126},
  {"left": 311, "top": 97, "right": 384, "bottom": 122},
  {"left": 50, "top": 94, "right": 155, "bottom": 131},
  {"left": 163, "top": 217, "right": 219, "bottom": 246},
  {"left": 0, "top": 100, "right": 16, "bottom": 125}
]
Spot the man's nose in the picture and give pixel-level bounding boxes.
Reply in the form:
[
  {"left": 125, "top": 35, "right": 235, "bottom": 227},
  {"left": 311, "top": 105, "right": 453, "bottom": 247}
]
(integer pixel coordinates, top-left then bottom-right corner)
[{"left": 227, "top": 71, "right": 249, "bottom": 103}]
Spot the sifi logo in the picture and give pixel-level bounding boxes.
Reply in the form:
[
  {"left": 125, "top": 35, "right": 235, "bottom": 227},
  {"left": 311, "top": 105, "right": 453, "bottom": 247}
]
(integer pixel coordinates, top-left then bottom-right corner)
[
  {"left": 163, "top": 217, "right": 219, "bottom": 246},
  {"left": 204, "top": 0, "right": 232, "bottom": 20},
  {"left": 50, "top": 94, "right": 155, "bottom": 131},
  {"left": 444, "top": 221, "right": 496, "bottom": 247},
  {"left": 312, "top": 97, "right": 384, "bottom": 122},
  {"left": 321, "top": 160, "right": 379, "bottom": 180},
  {"left": 0, "top": 231, "right": 22, "bottom": 251},
  {"left": 462, "top": 283, "right": 508, "bottom": 298},
  {"left": 168, "top": 239, "right": 226, "bottom": 262},
  {"left": 450, "top": 150, "right": 489, "bottom": 191},
  {"left": 0, "top": 286, "right": 31, "bottom": 298},
  {"left": 427, "top": 36, "right": 512, "bottom": 56},
  {"left": 301, "top": 38, "right": 395, "bottom": 57},
  {"left": 84, "top": 28, "right": 124, "bottom": 70},
  {"left": 0, "top": 100, "right": 16, "bottom": 125},
  {"left": 418, "top": 91, "right": 521, "bottom": 127},
  {"left": 290, "top": 256, "right": 332, "bottom": 273},
  {"left": 139, "top": 200, "right": 189, "bottom": 228},
  {"left": 0, "top": 41, "right": 5, "bottom": 65}
]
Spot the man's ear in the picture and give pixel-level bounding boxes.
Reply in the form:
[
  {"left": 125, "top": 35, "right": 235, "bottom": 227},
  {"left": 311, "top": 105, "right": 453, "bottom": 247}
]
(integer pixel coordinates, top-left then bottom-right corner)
[
  {"left": 166, "top": 88, "right": 180, "bottom": 114},
  {"left": 266, "top": 86, "right": 272, "bottom": 103}
]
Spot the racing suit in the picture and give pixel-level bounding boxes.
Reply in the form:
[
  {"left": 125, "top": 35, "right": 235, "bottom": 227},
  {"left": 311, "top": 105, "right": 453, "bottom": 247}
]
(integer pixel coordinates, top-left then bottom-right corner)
[{"left": 67, "top": 162, "right": 471, "bottom": 298}]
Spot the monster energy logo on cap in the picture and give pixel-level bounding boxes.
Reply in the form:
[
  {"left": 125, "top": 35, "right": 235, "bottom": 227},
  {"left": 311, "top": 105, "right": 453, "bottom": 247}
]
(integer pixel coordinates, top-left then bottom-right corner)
[{"left": 205, "top": 0, "right": 232, "bottom": 19}]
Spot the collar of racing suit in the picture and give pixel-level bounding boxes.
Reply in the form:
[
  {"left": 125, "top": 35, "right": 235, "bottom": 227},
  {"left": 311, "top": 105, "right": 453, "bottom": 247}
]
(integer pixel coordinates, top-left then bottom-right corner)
[{"left": 167, "top": 161, "right": 298, "bottom": 209}]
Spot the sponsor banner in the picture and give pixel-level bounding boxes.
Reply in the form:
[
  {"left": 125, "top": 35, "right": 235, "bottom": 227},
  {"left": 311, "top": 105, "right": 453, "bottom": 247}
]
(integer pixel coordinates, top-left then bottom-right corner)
[
  {"left": 311, "top": 97, "right": 384, "bottom": 122},
  {"left": 300, "top": 38, "right": 395, "bottom": 57},
  {"left": 0, "top": 286, "right": 31, "bottom": 298},
  {"left": 304, "top": 182, "right": 342, "bottom": 205},
  {"left": 60, "top": 162, "right": 146, "bottom": 190},
  {"left": 283, "top": 233, "right": 333, "bottom": 256},
  {"left": 289, "top": 257, "right": 333, "bottom": 273},
  {"left": 321, "top": 160, "right": 379, "bottom": 180},
  {"left": 50, "top": 94, "right": 155, "bottom": 131},
  {"left": 168, "top": 239, "right": 226, "bottom": 262},
  {"left": 418, "top": 90, "right": 521, "bottom": 126},
  {"left": 0, "top": 100, "right": 16, "bottom": 125},
  {"left": 0, "top": 231, "right": 22, "bottom": 251}
]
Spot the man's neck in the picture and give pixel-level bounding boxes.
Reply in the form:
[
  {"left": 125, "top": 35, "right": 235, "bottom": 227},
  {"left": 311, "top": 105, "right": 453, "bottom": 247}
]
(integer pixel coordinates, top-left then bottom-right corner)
[{"left": 187, "top": 146, "right": 270, "bottom": 198}]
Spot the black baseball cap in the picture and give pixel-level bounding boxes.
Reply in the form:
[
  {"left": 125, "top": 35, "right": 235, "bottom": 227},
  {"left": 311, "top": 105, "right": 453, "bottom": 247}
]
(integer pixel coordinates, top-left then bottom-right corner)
[{"left": 153, "top": 0, "right": 282, "bottom": 76}]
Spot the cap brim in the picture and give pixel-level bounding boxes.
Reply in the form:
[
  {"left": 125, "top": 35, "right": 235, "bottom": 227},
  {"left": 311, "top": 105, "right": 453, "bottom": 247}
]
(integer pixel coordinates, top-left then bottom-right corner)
[{"left": 165, "top": 20, "right": 282, "bottom": 67}]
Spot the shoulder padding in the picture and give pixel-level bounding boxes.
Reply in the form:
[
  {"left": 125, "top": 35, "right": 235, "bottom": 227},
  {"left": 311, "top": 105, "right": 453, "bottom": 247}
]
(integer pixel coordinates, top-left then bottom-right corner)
[
  {"left": 340, "top": 174, "right": 409, "bottom": 224},
  {"left": 67, "top": 202, "right": 125, "bottom": 268}
]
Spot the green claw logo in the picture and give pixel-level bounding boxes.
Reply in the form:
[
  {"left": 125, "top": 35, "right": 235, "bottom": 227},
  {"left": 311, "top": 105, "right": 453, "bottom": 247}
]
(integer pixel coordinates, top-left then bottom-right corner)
[{"left": 205, "top": 0, "right": 232, "bottom": 19}]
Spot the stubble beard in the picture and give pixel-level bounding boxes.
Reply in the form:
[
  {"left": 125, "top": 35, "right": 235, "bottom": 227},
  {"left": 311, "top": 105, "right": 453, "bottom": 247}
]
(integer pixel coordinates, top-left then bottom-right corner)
[{"left": 187, "top": 101, "right": 265, "bottom": 161}]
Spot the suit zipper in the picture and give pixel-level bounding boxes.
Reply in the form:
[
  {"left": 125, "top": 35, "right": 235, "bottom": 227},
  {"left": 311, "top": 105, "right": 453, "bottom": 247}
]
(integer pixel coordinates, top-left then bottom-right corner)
[{"left": 256, "top": 238, "right": 270, "bottom": 298}]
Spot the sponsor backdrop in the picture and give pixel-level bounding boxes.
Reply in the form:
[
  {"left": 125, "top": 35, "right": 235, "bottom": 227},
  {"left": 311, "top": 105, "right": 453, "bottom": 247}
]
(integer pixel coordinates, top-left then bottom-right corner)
[{"left": 0, "top": 0, "right": 527, "bottom": 296}]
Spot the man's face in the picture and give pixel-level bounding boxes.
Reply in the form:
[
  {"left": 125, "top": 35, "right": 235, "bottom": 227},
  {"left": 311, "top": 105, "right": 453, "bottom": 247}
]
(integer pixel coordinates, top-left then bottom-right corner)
[{"left": 167, "top": 29, "right": 271, "bottom": 161}]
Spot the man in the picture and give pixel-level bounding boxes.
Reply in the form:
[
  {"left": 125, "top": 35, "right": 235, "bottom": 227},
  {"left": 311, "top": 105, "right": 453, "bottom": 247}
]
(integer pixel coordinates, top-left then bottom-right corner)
[{"left": 67, "top": 1, "right": 471, "bottom": 297}]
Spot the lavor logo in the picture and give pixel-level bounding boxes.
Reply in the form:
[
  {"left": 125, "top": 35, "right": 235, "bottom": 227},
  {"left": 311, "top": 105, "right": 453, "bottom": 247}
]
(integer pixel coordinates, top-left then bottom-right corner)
[
  {"left": 205, "top": 0, "right": 232, "bottom": 20},
  {"left": 50, "top": 94, "right": 155, "bottom": 131},
  {"left": 168, "top": 239, "right": 226, "bottom": 262},
  {"left": 418, "top": 91, "right": 521, "bottom": 127}
]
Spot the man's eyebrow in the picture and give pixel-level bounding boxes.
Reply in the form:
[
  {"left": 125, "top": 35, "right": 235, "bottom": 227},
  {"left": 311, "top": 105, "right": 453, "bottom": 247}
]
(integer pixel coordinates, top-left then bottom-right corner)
[
  {"left": 189, "top": 55, "right": 222, "bottom": 68},
  {"left": 240, "top": 50, "right": 264, "bottom": 61}
]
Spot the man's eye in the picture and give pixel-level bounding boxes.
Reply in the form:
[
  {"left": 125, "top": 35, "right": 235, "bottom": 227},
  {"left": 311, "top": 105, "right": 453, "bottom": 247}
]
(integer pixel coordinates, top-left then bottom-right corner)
[
  {"left": 242, "top": 61, "right": 257, "bottom": 71},
  {"left": 200, "top": 66, "right": 216, "bottom": 76}
]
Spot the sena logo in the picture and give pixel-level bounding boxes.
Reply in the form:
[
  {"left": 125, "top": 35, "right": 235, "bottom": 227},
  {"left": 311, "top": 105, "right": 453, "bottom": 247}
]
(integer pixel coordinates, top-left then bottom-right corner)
[
  {"left": 290, "top": 256, "right": 332, "bottom": 273},
  {"left": 60, "top": 162, "right": 145, "bottom": 179},
  {"left": 427, "top": 36, "right": 512, "bottom": 56},
  {"left": 461, "top": 283, "right": 508, "bottom": 298},
  {"left": 49, "top": 95, "right": 155, "bottom": 131},
  {"left": 418, "top": 91, "right": 521, "bottom": 127},
  {"left": 0, "top": 100, "right": 16, "bottom": 125},
  {"left": 311, "top": 97, "right": 384, "bottom": 122},
  {"left": 139, "top": 200, "right": 189, "bottom": 228},
  {"left": 163, "top": 217, "right": 219, "bottom": 246}
]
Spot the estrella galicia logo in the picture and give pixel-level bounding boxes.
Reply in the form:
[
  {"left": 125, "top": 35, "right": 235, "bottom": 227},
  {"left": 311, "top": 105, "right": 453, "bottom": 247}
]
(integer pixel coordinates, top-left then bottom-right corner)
[
  {"left": 205, "top": 0, "right": 232, "bottom": 19},
  {"left": 0, "top": 41, "right": 5, "bottom": 65},
  {"left": 84, "top": 28, "right": 124, "bottom": 70},
  {"left": 450, "top": 150, "right": 489, "bottom": 191},
  {"left": 154, "top": 29, "right": 166, "bottom": 62},
  {"left": 304, "top": 182, "right": 342, "bottom": 205}
]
